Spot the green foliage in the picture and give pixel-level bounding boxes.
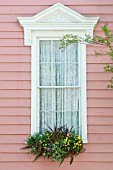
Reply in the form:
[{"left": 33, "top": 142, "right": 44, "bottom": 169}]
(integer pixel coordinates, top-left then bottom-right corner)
[
  {"left": 22, "top": 126, "right": 85, "bottom": 165},
  {"left": 60, "top": 25, "right": 113, "bottom": 88},
  {"left": 60, "top": 34, "right": 93, "bottom": 49},
  {"left": 92, "top": 25, "right": 113, "bottom": 88}
]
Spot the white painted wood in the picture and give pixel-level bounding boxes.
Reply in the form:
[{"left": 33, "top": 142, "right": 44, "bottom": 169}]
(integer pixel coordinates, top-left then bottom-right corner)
[
  {"left": 32, "top": 34, "right": 87, "bottom": 142},
  {"left": 18, "top": 3, "right": 99, "bottom": 46},
  {"left": 80, "top": 43, "right": 87, "bottom": 143},
  {"left": 31, "top": 33, "right": 38, "bottom": 133},
  {"left": 37, "top": 86, "right": 80, "bottom": 88},
  {"left": 18, "top": 3, "right": 99, "bottom": 143}
]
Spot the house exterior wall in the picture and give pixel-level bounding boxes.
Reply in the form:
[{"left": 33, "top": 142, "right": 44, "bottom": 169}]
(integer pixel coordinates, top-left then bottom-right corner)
[{"left": 0, "top": 0, "right": 113, "bottom": 169}]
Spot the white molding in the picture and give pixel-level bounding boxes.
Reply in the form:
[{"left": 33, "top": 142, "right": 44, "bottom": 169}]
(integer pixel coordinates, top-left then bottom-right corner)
[
  {"left": 24, "top": 29, "right": 31, "bottom": 46},
  {"left": 31, "top": 33, "right": 37, "bottom": 133},
  {"left": 18, "top": 3, "right": 99, "bottom": 46},
  {"left": 80, "top": 43, "right": 87, "bottom": 143},
  {"left": 31, "top": 31, "right": 88, "bottom": 142},
  {"left": 18, "top": 3, "right": 99, "bottom": 143}
]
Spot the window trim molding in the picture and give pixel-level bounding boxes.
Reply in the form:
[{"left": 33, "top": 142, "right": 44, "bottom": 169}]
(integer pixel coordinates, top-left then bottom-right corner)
[
  {"left": 18, "top": 3, "right": 99, "bottom": 46},
  {"left": 18, "top": 3, "right": 99, "bottom": 143}
]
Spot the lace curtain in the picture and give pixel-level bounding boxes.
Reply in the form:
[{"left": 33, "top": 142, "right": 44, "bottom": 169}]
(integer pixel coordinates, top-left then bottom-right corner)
[{"left": 39, "top": 40, "right": 79, "bottom": 132}]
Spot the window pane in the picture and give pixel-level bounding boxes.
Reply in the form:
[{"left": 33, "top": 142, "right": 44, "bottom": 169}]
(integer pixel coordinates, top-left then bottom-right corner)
[
  {"left": 51, "top": 40, "right": 65, "bottom": 62},
  {"left": 66, "top": 63, "right": 78, "bottom": 86},
  {"left": 39, "top": 88, "right": 79, "bottom": 132},
  {"left": 39, "top": 40, "right": 51, "bottom": 62},
  {"left": 66, "top": 43, "right": 78, "bottom": 62},
  {"left": 40, "top": 111, "right": 79, "bottom": 133},
  {"left": 40, "top": 63, "right": 65, "bottom": 86},
  {"left": 39, "top": 40, "right": 79, "bottom": 86}
]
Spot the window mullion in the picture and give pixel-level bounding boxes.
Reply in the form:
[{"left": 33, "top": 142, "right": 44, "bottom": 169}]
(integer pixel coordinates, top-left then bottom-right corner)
[{"left": 37, "top": 86, "right": 80, "bottom": 88}]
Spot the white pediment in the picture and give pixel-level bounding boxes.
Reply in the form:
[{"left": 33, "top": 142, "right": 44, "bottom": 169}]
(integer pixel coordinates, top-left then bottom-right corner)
[
  {"left": 36, "top": 11, "right": 80, "bottom": 23},
  {"left": 34, "top": 3, "right": 85, "bottom": 23},
  {"left": 17, "top": 3, "right": 99, "bottom": 45}
]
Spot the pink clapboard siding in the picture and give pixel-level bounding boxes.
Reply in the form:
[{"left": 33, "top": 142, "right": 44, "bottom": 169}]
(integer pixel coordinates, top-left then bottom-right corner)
[{"left": 0, "top": 0, "right": 113, "bottom": 170}]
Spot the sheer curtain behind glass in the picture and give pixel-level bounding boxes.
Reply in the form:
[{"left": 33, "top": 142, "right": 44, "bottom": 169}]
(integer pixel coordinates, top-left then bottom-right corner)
[{"left": 39, "top": 40, "right": 79, "bottom": 132}]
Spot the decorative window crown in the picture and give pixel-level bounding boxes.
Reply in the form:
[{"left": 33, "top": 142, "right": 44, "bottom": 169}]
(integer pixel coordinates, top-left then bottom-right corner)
[{"left": 18, "top": 3, "right": 99, "bottom": 46}]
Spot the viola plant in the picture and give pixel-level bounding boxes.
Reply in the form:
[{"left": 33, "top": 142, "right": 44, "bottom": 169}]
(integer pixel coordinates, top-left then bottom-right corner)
[{"left": 22, "top": 126, "right": 85, "bottom": 165}]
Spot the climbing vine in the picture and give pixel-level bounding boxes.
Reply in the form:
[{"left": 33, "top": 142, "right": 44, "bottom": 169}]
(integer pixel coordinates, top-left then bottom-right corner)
[{"left": 60, "top": 25, "right": 113, "bottom": 88}]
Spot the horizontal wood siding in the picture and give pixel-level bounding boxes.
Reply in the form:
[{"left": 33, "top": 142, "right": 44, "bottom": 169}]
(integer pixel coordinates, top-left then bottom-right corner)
[{"left": 0, "top": 0, "right": 113, "bottom": 170}]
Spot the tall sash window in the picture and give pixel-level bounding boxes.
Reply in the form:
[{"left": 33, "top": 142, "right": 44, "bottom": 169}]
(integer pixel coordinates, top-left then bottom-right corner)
[{"left": 38, "top": 40, "right": 80, "bottom": 133}]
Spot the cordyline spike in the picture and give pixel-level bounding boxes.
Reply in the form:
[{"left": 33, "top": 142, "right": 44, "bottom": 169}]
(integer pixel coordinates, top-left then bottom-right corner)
[
  {"left": 70, "top": 126, "right": 73, "bottom": 131},
  {"left": 44, "top": 121, "right": 53, "bottom": 132}
]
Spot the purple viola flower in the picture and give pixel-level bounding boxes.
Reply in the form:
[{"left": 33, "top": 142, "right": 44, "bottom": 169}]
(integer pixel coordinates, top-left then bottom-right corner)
[{"left": 46, "top": 147, "right": 51, "bottom": 151}]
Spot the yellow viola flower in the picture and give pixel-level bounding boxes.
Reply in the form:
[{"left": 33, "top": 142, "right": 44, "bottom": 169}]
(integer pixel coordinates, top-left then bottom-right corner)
[
  {"left": 77, "top": 136, "right": 81, "bottom": 140},
  {"left": 66, "top": 137, "right": 68, "bottom": 141},
  {"left": 67, "top": 133, "right": 69, "bottom": 136}
]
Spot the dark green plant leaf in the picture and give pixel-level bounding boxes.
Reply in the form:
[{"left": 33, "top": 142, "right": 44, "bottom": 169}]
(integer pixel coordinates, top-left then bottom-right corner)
[
  {"left": 21, "top": 146, "right": 31, "bottom": 149},
  {"left": 33, "top": 153, "right": 42, "bottom": 162},
  {"left": 80, "top": 148, "right": 86, "bottom": 153},
  {"left": 59, "top": 157, "right": 65, "bottom": 166},
  {"left": 70, "top": 156, "right": 73, "bottom": 165}
]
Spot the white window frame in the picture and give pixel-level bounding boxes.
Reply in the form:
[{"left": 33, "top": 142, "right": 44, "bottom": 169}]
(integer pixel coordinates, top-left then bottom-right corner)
[
  {"left": 18, "top": 3, "right": 99, "bottom": 143},
  {"left": 32, "top": 31, "right": 86, "bottom": 141}
]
